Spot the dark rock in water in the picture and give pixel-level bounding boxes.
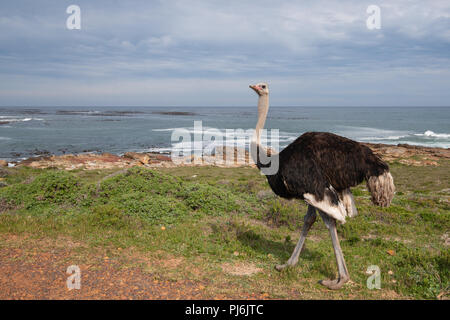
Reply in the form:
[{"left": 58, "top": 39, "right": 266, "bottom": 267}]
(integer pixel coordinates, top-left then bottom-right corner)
[
  {"left": 56, "top": 110, "right": 145, "bottom": 116},
  {"left": 0, "top": 121, "right": 10, "bottom": 125},
  {"left": 17, "top": 109, "right": 46, "bottom": 115},
  {"left": 29, "top": 148, "right": 51, "bottom": 156},
  {"left": 152, "top": 111, "right": 197, "bottom": 116}
]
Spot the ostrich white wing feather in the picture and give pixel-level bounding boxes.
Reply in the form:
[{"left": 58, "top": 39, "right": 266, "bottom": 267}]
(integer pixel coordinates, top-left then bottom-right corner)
[{"left": 303, "top": 190, "right": 348, "bottom": 224}]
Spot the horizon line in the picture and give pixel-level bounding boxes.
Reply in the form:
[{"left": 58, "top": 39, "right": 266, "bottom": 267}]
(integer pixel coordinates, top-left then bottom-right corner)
[{"left": 1, "top": 105, "right": 450, "bottom": 108}]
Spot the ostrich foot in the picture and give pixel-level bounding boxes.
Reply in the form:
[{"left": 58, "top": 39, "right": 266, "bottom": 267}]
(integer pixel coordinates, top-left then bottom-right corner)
[
  {"left": 275, "top": 257, "right": 299, "bottom": 271},
  {"left": 275, "top": 263, "right": 292, "bottom": 271},
  {"left": 319, "top": 276, "right": 349, "bottom": 290}
]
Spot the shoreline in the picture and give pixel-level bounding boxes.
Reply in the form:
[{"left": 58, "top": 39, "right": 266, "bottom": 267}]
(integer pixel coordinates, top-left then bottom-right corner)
[{"left": 1, "top": 142, "right": 449, "bottom": 170}]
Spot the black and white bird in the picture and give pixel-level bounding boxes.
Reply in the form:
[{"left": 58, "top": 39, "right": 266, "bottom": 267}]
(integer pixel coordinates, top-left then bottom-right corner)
[{"left": 249, "top": 82, "right": 395, "bottom": 289}]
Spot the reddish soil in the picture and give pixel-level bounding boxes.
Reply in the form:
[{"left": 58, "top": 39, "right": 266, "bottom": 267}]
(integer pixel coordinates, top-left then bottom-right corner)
[{"left": 0, "top": 236, "right": 266, "bottom": 300}]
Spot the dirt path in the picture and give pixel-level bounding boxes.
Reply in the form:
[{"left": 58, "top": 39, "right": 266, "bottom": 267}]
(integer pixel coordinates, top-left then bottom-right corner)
[{"left": 0, "top": 235, "right": 265, "bottom": 300}]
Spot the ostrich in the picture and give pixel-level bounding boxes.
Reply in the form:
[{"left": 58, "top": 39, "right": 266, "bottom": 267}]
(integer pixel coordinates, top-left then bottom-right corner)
[{"left": 249, "top": 82, "right": 395, "bottom": 289}]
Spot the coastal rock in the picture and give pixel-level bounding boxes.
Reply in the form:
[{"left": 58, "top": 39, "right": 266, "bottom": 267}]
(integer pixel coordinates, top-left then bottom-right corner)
[
  {"left": 399, "top": 159, "right": 438, "bottom": 166},
  {"left": 12, "top": 143, "right": 449, "bottom": 170},
  {"left": 151, "top": 154, "right": 171, "bottom": 162},
  {"left": 363, "top": 143, "right": 449, "bottom": 166},
  {"left": 124, "top": 152, "right": 150, "bottom": 165},
  {"left": 0, "top": 160, "right": 7, "bottom": 167}
]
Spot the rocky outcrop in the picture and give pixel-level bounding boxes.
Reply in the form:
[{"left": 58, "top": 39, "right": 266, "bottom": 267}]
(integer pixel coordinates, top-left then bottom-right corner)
[
  {"left": 123, "top": 152, "right": 150, "bottom": 165},
  {"left": 363, "top": 143, "right": 449, "bottom": 166},
  {"left": 3, "top": 143, "right": 449, "bottom": 170},
  {"left": 13, "top": 152, "right": 176, "bottom": 170},
  {"left": 0, "top": 160, "right": 7, "bottom": 167},
  {"left": 19, "top": 153, "right": 135, "bottom": 170}
]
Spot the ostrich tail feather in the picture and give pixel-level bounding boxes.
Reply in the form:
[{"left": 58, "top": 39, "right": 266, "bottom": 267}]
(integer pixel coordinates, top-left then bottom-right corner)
[{"left": 366, "top": 171, "right": 395, "bottom": 207}]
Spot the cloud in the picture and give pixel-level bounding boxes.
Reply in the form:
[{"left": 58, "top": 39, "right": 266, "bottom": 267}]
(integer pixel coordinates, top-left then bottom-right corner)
[{"left": 0, "top": 0, "right": 449, "bottom": 106}]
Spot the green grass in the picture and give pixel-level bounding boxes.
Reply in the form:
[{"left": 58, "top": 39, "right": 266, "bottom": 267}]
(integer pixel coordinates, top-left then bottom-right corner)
[{"left": 0, "top": 162, "right": 449, "bottom": 299}]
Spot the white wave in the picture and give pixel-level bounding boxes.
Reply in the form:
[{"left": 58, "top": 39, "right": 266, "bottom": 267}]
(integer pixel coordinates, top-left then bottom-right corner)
[
  {"left": 68, "top": 111, "right": 101, "bottom": 115},
  {"left": 146, "top": 147, "right": 172, "bottom": 153},
  {"left": 0, "top": 136, "right": 11, "bottom": 140},
  {"left": 337, "top": 126, "right": 408, "bottom": 138},
  {"left": 414, "top": 130, "right": 450, "bottom": 139},
  {"left": 0, "top": 117, "right": 43, "bottom": 123},
  {"left": 152, "top": 128, "right": 180, "bottom": 132},
  {"left": 359, "top": 135, "right": 407, "bottom": 141},
  {"left": 153, "top": 126, "right": 220, "bottom": 133}
]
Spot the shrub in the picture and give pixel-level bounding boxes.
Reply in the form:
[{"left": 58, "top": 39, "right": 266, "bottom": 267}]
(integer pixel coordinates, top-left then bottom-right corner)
[
  {"left": 0, "top": 170, "right": 81, "bottom": 210},
  {"left": 179, "top": 183, "right": 239, "bottom": 214},
  {"left": 118, "top": 193, "right": 189, "bottom": 225},
  {"left": 30, "top": 171, "right": 81, "bottom": 204}
]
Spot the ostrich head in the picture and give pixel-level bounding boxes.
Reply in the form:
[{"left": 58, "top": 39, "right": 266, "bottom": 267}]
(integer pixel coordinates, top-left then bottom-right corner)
[
  {"left": 249, "top": 83, "right": 269, "bottom": 96},
  {"left": 249, "top": 83, "right": 270, "bottom": 136}
]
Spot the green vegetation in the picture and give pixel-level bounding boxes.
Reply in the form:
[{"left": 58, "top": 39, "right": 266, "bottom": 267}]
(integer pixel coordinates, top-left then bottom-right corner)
[{"left": 0, "top": 162, "right": 449, "bottom": 299}]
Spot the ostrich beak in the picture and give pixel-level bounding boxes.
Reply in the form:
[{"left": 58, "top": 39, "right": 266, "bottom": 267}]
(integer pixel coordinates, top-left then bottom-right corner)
[{"left": 249, "top": 85, "right": 260, "bottom": 94}]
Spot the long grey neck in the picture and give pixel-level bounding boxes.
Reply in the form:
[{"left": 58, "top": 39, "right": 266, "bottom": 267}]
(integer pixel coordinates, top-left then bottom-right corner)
[
  {"left": 251, "top": 94, "right": 269, "bottom": 168},
  {"left": 253, "top": 95, "right": 269, "bottom": 145}
]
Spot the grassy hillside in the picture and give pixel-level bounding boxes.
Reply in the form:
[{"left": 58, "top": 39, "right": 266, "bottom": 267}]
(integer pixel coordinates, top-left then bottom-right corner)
[{"left": 0, "top": 161, "right": 449, "bottom": 299}]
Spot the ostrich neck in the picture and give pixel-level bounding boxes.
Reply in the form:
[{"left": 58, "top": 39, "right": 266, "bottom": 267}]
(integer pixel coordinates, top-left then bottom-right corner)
[
  {"left": 251, "top": 95, "right": 270, "bottom": 169},
  {"left": 254, "top": 95, "right": 269, "bottom": 145}
]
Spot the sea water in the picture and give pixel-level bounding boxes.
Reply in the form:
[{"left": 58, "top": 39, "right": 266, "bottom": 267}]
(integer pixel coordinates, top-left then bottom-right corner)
[{"left": 0, "top": 106, "right": 448, "bottom": 161}]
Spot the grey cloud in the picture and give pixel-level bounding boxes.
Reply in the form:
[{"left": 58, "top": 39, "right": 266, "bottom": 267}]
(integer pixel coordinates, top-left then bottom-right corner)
[{"left": 0, "top": 0, "right": 449, "bottom": 106}]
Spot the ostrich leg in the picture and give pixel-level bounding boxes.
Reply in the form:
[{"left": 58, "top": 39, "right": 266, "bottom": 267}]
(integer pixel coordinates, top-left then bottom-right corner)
[
  {"left": 275, "top": 205, "right": 317, "bottom": 271},
  {"left": 318, "top": 210, "right": 350, "bottom": 289}
]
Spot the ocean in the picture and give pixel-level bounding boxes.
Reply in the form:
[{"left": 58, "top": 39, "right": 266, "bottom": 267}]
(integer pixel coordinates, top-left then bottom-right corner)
[{"left": 0, "top": 106, "right": 449, "bottom": 162}]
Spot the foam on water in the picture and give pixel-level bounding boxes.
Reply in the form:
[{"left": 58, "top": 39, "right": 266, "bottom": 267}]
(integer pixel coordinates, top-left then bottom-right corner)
[
  {"left": 414, "top": 130, "right": 450, "bottom": 139},
  {"left": 0, "top": 117, "right": 43, "bottom": 122}
]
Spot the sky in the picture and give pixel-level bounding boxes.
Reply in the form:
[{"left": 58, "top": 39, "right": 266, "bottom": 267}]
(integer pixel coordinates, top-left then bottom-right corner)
[{"left": 0, "top": 0, "right": 449, "bottom": 107}]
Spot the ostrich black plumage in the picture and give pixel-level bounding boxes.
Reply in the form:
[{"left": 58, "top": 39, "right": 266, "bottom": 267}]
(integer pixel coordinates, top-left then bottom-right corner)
[{"left": 249, "top": 82, "right": 395, "bottom": 289}]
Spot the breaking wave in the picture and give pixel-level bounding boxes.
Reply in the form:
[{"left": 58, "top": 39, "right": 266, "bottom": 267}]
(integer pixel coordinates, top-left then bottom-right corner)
[{"left": 414, "top": 130, "right": 450, "bottom": 139}]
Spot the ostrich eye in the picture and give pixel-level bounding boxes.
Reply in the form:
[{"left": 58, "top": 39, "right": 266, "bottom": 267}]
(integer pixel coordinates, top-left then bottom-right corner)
[{"left": 261, "top": 85, "right": 266, "bottom": 89}]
